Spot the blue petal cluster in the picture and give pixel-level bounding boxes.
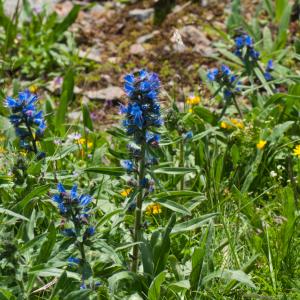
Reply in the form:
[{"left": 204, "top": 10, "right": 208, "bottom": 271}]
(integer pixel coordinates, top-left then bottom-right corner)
[
  {"left": 234, "top": 34, "right": 260, "bottom": 61},
  {"left": 52, "top": 183, "right": 94, "bottom": 238},
  {"left": 264, "top": 59, "right": 273, "bottom": 81},
  {"left": 207, "top": 65, "right": 241, "bottom": 99},
  {"left": 5, "top": 90, "right": 46, "bottom": 151},
  {"left": 120, "top": 69, "right": 163, "bottom": 140}
]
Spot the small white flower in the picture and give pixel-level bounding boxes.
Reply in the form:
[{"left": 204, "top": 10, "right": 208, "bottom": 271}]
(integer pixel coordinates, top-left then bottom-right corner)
[
  {"left": 270, "top": 171, "right": 277, "bottom": 178},
  {"left": 68, "top": 133, "right": 81, "bottom": 141}
]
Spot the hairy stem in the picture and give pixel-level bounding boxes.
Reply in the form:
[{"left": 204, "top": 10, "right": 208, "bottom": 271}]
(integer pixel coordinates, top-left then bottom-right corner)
[
  {"left": 131, "top": 139, "right": 146, "bottom": 272},
  {"left": 25, "top": 119, "right": 38, "bottom": 154}
]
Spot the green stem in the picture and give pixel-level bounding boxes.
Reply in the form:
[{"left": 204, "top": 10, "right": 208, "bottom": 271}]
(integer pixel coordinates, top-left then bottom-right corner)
[
  {"left": 131, "top": 139, "right": 146, "bottom": 272},
  {"left": 232, "top": 96, "right": 243, "bottom": 119},
  {"left": 25, "top": 120, "right": 38, "bottom": 154},
  {"left": 179, "top": 140, "right": 184, "bottom": 190}
]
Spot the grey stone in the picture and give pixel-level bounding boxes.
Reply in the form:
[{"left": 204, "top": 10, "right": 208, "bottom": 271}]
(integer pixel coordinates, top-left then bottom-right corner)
[
  {"left": 130, "top": 43, "right": 145, "bottom": 55},
  {"left": 136, "top": 30, "right": 159, "bottom": 44},
  {"left": 129, "top": 8, "right": 154, "bottom": 21},
  {"left": 85, "top": 86, "right": 124, "bottom": 101}
]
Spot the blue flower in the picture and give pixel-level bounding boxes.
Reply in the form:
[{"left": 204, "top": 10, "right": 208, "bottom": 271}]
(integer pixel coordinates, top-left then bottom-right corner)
[
  {"left": 130, "top": 103, "right": 144, "bottom": 128},
  {"left": 121, "top": 160, "right": 134, "bottom": 172},
  {"left": 221, "top": 65, "right": 231, "bottom": 76},
  {"left": 249, "top": 49, "right": 260, "bottom": 60},
  {"left": 146, "top": 131, "right": 160, "bottom": 144},
  {"left": 207, "top": 68, "right": 219, "bottom": 81},
  {"left": 70, "top": 184, "right": 78, "bottom": 200},
  {"left": 235, "top": 36, "right": 244, "bottom": 48},
  {"left": 57, "top": 183, "right": 66, "bottom": 193},
  {"left": 244, "top": 35, "right": 253, "bottom": 47},
  {"left": 79, "top": 194, "right": 92, "bottom": 207},
  {"left": 5, "top": 89, "right": 46, "bottom": 153},
  {"left": 80, "top": 283, "right": 87, "bottom": 289},
  {"left": 266, "top": 59, "right": 273, "bottom": 71},
  {"left": 183, "top": 131, "right": 193, "bottom": 140},
  {"left": 84, "top": 226, "right": 95, "bottom": 238},
  {"left": 62, "top": 228, "right": 76, "bottom": 237},
  {"left": 68, "top": 257, "right": 80, "bottom": 265},
  {"left": 224, "top": 89, "right": 232, "bottom": 98},
  {"left": 264, "top": 72, "right": 272, "bottom": 81}
]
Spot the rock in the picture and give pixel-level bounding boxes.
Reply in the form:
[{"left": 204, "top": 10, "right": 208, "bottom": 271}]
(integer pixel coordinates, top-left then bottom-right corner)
[
  {"left": 179, "top": 25, "right": 210, "bottom": 46},
  {"left": 90, "top": 4, "right": 105, "bottom": 16},
  {"left": 85, "top": 86, "right": 124, "bottom": 101},
  {"left": 130, "top": 44, "right": 145, "bottom": 55},
  {"left": 136, "top": 30, "right": 159, "bottom": 44},
  {"left": 179, "top": 25, "right": 213, "bottom": 55},
  {"left": 4, "top": 0, "right": 56, "bottom": 17},
  {"left": 69, "top": 111, "right": 82, "bottom": 121},
  {"left": 78, "top": 48, "right": 102, "bottom": 63},
  {"left": 129, "top": 8, "right": 154, "bottom": 21}
]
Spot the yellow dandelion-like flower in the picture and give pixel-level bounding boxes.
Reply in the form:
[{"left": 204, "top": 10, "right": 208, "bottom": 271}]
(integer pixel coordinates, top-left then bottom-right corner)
[
  {"left": 256, "top": 140, "right": 267, "bottom": 150},
  {"left": 230, "top": 118, "right": 244, "bottom": 129},
  {"left": 77, "top": 138, "right": 93, "bottom": 148},
  {"left": 120, "top": 188, "right": 132, "bottom": 197},
  {"left": 188, "top": 108, "right": 193, "bottom": 113},
  {"left": 145, "top": 203, "right": 162, "bottom": 216},
  {"left": 0, "top": 146, "right": 6, "bottom": 154},
  {"left": 29, "top": 85, "right": 38, "bottom": 94},
  {"left": 186, "top": 95, "right": 201, "bottom": 105},
  {"left": 220, "top": 121, "right": 231, "bottom": 129},
  {"left": 293, "top": 145, "right": 300, "bottom": 158}
]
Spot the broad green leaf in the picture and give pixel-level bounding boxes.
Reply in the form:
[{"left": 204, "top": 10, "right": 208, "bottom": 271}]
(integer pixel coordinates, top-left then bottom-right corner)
[
  {"left": 154, "top": 167, "right": 197, "bottom": 175},
  {"left": 85, "top": 167, "right": 125, "bottom": 176},
  {"left": 0, "top": 207, "right": 29, "bottom": 221},
  {"left": 82, "top": 104, "right": 93, "bottom": 131},
  {"left": 171, "top": 213, "right": 217, "bottom": 234},
  {"left": 16, "top": 184, "right": 50, "bottom": 209},
  {"left": 64, "top": 290, "right": 93, "bottom": 300},
  {"left": 202, "top": 269, "right": 256, "bottom": 289},
  {"left": 152, "top": 190, "right": 202, "bottom": 199},
  {"left": 55, "top": 69, "right": 75, "bottom": 135},
  {"left": 155, "top": 199, "right": 191, "bottom": 215},
  {"left": 148, "top": 272, "right": 166, "bottom": 300}
]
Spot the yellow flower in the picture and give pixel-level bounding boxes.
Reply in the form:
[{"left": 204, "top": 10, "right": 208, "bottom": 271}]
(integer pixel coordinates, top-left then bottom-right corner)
[
  {"left": 220, "top": 121, "right": 232, "bottom": 129},
  {"left": 186, "top": 95, "right": 201, "bottom": 105},
  {"left": 256, "top": 140, "right": 267, "bottom": 150},
  {"left": 29, "top": 85, "right": 38, "bottom": 94},
  {"left": 293, "top": 145, "right": 300, "bottom": 158},
  {"left": 188, "top": 108, "right": 193, "bottom": 113},
  {"left": 0, "top": 146, "right": 6, "bottom": 154},
  {"left": 77, "top": 138, "right": 93, "bottom": 148},
  {"left": 120, "top": 188, "right": 132, "bottom": 197},
  {"left": 145, "top": 203, "right": 162, "bottom": 215},
  {"left": 230, "top": 118, "right": 244, "bottom": 129}
]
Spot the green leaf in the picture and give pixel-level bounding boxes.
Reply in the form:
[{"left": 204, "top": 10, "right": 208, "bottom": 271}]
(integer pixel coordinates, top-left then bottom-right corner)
[
  {"left": 148, "top": 271, "right": 166, "bottom": 300},
  {"left": 64, "top": 290, "right": 93, "bottom": 300},
  {"left": 52, "top": 5, "right": 80, "bottom": 42},
  {"left": 171, "top": 213, "right": 217, "bottom": 234},
  {"left": 84, "top": 167, "right": 125, "bottom": 176},
  {"left": 155, "top": 199, "right": 191, "bottom": 215},
  {"left": 55, "top": 69, "right": 75, "bottom": 135},
  {"left": 152, "top": 190, "right": 202, "bottom": 199},
  {"left": 193, "top": 106, "right": 217, "bottom": 124},
  {"left": 152, "top": 214, "right": 176, "bottom": 275},
  {"left": 154, "top": 167, "right": 197, "bottom": 175},
  {"left": 202, "top": 269, "right": 256, "bottom": 289},
  {"left": 96, "top": 209, "right": 123, "bottom": 228},
  {"left": 16, "top": 184, "right": 50, "bottom": 209},
  {"left": 47, "top": 144, "right": 78, "bottom": 161},
  {"left": 0, "top": 207, "right": 29, "bottom": 221},
  {"left": 167, "top": 280, "right": 190, "bottom": 293},
  {"left": 82, "top": 104, "right": 93, "bottom": 131}
]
